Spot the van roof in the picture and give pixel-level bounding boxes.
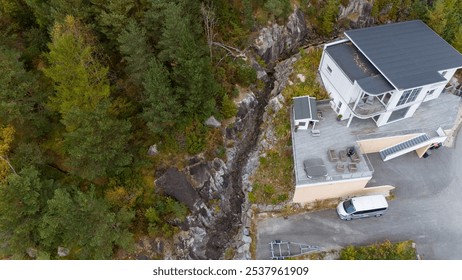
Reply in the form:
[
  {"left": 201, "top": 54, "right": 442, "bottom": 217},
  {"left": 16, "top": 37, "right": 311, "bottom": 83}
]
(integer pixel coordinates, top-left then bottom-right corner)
[{"left": 351, "top": 195, "right": 388, "bottom": 211}]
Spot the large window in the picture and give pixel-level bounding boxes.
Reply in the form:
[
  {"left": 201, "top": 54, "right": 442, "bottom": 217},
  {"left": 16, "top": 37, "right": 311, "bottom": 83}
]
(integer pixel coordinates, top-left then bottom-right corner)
[
  {"left": 397, "top": 88, "right": 421, "bottom": 106},
  {"left": 388, "top": 107, "right": 410, "bottom": 123}
]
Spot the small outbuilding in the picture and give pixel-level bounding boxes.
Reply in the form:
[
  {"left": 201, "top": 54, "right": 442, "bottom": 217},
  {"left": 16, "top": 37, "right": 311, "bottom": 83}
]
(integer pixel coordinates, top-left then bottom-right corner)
[{"left": 293, "top": 96, "right": 318, "bottom": 130}]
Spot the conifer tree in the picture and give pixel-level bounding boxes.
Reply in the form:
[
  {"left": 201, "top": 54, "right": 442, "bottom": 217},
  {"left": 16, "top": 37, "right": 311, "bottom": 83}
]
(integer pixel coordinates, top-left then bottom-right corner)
[
  {"left": 142, "top": 57, "right": 179, "bottom": 134},
  {"left": 40, "top": 188, "right": 134, "bottom": 259},
  {"left": 0, "top": 167, "right": 53, "bottom": 258}
]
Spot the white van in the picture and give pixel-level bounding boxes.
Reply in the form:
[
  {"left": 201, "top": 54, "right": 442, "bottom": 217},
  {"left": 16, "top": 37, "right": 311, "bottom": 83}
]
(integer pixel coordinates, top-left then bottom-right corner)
[{"left": 337, "top": 195, "right": 388, "bottom": 220}]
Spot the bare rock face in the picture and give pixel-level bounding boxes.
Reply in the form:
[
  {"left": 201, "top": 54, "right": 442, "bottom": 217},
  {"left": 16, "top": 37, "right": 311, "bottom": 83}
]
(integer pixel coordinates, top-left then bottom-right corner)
[
  {"left": 338, "top": 0, "right": 374, "bottom": 29},
  {"left": 254, "top": 8, "right": 308, "bottom": 65},
  {"left": 155, "top": 168, "right": 201, "bottom": 212}
]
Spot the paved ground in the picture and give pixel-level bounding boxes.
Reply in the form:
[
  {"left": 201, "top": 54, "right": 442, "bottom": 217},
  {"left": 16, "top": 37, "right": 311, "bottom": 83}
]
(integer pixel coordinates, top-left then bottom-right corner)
[{"left": 256, "top": 128, "right": 462, "bottom": 260}]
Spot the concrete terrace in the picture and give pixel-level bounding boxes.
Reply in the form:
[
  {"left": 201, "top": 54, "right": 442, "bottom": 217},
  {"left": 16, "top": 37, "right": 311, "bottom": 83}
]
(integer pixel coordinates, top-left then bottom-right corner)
[{"left": 292, "top": 92, "right": 461, "bottom": 187}]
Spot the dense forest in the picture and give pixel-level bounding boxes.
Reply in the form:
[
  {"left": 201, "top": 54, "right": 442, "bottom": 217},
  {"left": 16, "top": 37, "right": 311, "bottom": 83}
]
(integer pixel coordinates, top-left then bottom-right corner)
[{"left": 0, "top": 0, "right": 461, "bottom": 259}]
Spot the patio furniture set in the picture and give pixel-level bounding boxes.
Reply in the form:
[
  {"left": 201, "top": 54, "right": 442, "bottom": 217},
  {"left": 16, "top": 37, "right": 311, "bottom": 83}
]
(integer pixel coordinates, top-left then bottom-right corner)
[{"left": 328, "top": 146, "right": 361, "bottom": 173}]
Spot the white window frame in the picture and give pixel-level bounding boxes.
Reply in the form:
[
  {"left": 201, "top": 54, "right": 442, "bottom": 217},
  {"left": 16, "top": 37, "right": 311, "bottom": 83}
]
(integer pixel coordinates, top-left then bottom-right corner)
[{"left": 397, "top": 87, "right": 421, "bottom": 106}]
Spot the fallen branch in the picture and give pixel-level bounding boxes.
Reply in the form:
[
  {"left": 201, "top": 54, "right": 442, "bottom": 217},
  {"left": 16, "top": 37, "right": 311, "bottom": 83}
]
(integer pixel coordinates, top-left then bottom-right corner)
[
  {"left": 212, "top": 42, "right": 248, "bottom": 61},
  {"left": 0, "top": 155, "right": 17, "bottom": 175}
]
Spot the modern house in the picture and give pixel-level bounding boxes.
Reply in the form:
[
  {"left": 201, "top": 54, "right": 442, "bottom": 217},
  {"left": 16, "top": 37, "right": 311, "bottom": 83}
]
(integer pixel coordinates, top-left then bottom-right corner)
[
  {"left": 291, "top": 21, "right": 462, "bottom": 203},
  {"left": 319, "top": 20, "right": 462, "bottom": 128}
]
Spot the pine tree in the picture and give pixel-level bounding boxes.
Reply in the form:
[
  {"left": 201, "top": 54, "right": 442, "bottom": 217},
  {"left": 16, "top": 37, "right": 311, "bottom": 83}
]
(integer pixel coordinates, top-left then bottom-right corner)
[
  {"left": 40, "top": 188, "right": 134, "bottom": 259},
  {"left": 92, "top": 0, "right": 136, "bottom": 44},
  {"left": 61, "top": 101, "right": 133, "bottom": 181},
  {"left": 0, "top": 167, "right": 53, "bottom": 258},
  {"left": 25, "top": 0, "right": 93, "bottom": 29},
  {"left": 43, "top": 15, "right": 110, "bottom": 117},
  {"left": 142, "top": 57, "right": 179, "bottom": 134},
  {"left": 157, "top": 1, "right": 218, "bottom": 120},
  {"left": 117, "top": 20, "right": 153, "bottom": 85},
  {"left": 0, "top": 46, "right": 34, "bottom": 125}
]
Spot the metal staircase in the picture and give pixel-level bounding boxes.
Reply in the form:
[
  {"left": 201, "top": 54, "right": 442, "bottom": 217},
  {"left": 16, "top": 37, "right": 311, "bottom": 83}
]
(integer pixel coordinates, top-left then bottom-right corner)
[{"left": 380, "top": 134, "right": 430, "bottom": 161}]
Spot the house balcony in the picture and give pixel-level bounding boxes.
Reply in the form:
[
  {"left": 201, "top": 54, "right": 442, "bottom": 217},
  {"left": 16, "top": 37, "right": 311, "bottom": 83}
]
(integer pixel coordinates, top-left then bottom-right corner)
[{"left": 348, "top": 95, "right": 387, "bottom": 118}]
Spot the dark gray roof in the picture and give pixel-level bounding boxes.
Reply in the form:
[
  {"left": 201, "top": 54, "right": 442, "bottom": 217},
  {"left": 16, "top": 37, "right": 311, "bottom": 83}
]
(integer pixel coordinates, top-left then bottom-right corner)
[
  {"left": 294, "top": 96, "right": 318, "bottom": 121},
  {"left": 357, "top": 75, "right": 395, "bottom": 95},
  {"left": 345, "top": 20, "right": 462, "bottom": 90},
  {"left": 325, "top": 42, "right": 394, "bottom": 94}
]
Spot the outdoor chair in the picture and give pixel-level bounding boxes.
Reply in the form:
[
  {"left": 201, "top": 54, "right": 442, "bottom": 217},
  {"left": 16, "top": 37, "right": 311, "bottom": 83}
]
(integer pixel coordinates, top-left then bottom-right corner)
[
  {"left": 311, "top": 129, "right": 321, "bottom": 137},
  {"left": 317, "top": 111, "right": 324, "bottom": 120},
  {"left": 328, "top": 149, "right": 338, "bottom": 162},
  {"left": 348, "top": 163, "right": 357, "bottom": 172},
  {"left": 336, "top": 162, "right": 344, "bottom": 173},
  {"left": 339, "top": 150, "right": 347, "bottom": 161},
  {"left": 365, "top": 96, "right": 374, "bottom": 105},
  {"left": 351, "top": 152, "right": 361, "bottom": 162}
]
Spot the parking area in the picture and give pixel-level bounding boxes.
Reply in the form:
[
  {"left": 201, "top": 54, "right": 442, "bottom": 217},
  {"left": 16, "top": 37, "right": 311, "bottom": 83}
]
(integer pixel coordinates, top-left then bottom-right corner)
[{"left": 256, "top": 129, "right": 462, "bottom": 259}]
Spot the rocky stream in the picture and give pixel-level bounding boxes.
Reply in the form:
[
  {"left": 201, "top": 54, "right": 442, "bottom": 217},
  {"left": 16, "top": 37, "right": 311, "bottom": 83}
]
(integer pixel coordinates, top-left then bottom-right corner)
[{"left": 149, "top": 2, "right": 376, "bottom": 260}]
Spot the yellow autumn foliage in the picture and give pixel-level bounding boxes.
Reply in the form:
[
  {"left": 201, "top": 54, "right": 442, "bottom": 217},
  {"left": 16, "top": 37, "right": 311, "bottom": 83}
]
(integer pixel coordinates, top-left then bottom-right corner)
[{"left": 0, "top": 125, "right": 15, "bottom": 182}]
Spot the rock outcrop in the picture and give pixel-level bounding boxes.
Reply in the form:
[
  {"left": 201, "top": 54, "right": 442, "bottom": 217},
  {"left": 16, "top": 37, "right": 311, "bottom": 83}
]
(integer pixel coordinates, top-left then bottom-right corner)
[
  {"left": 254, "top": 8, "right": 308, "bottom": 65},
  {"left": 338, "top": 0, "right": 375, "bottom": 29}
]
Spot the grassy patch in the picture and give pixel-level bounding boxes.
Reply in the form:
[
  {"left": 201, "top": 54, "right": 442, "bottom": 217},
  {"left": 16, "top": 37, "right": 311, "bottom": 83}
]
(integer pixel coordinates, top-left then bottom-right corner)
[
  {"left": 250, "top": 95, "right": 293, "bottom": 205},
  {"left": 339, "top": 240, "right": 417, "bottom": 260},
  {"left": 285, "top": 240, "right": 416, "bottom": 260},
  {"left": 250, "top": 114, "right": 293, "bottom": 205},
  {"left": 286, "top": 48, "right": 330, "bottom": 100}
]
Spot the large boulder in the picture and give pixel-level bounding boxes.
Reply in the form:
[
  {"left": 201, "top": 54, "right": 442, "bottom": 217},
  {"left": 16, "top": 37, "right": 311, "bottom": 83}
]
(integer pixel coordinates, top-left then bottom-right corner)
[
  {"left": 204, "top": 116, "right": 221, "bottom": 128},
  {"left": 155, "top": 168, "right": 201, "bottom": 212}
]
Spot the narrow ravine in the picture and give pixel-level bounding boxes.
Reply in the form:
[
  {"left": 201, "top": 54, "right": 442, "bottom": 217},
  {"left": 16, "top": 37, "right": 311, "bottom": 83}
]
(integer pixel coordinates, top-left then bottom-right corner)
[{"left": 204, "top": 67, "right": 275, "bottom": 259}]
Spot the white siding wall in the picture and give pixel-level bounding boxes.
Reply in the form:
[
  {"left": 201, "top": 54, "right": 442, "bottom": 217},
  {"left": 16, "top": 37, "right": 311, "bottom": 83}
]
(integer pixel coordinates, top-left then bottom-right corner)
[
  {"left": 424, "top": 68, "right": 458, "bottom": 101},
  {"left": 377, "top": 69, "right": 456, "bottom": 126},
  {"left": 319, "top": 50, "right": 355, "bottom": 119},
  {"left": 295, "top": 118, "right": 310, "bottom": 130}
]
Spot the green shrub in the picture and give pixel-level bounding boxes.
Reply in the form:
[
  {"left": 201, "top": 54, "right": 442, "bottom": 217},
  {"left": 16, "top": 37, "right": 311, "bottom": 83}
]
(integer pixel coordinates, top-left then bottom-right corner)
[
  {"left": 318, "top": 0, "right": 340, "bottom": 36},
  {"left": 221, "top": 94, "right": 238, "bottom": 119},
  {"left": 145, "top": 196, "right": 189, "bottom": 238},
  {"left": 248, "top": 191, "right": 257, "bottom": 203},
  {"left": 264, "top": 0, "right": 292, "bottom": 20},
  {"left": 186, "top": 120, "right": 207, "bottom": 155},
  {"left": 235, "top": 63, "right": 257, "bottom": 87},
  {"left": 340, "top": 240, "right": 416, "bottom": 260}
]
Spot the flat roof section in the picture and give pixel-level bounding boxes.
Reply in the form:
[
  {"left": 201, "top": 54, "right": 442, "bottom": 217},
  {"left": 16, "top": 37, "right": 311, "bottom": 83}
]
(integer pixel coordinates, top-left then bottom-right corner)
[
  {"left": 325, "top": 42, "right": 394, "bottom": 95},
  {"left": 345, "top": 20, "right": 462, "bottom": 90},
  {"left": 357, "top": 75, "right": 395, "bottom": 95}
]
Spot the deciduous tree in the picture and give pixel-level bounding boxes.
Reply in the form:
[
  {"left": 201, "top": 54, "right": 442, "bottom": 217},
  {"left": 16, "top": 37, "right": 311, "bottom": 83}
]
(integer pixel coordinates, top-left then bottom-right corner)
[{"left": 0, "top": 125, "right": 16, "bottom": 182}]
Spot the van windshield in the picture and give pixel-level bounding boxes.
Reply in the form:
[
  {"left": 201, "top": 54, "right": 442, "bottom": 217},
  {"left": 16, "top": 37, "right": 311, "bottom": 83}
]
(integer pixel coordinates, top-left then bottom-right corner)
[{"left": 343, "top": 199, "right": 356, "bottom": 214}]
